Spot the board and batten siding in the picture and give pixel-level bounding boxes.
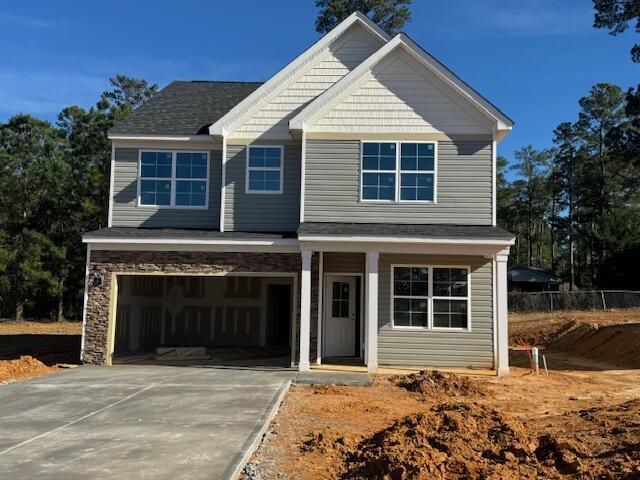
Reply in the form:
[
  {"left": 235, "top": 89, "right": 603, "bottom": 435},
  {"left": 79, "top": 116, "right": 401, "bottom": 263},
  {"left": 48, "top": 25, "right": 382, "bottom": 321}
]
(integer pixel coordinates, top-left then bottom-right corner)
[
  {"left": 304, "top": 139, "right": 493, "bottom": 225},
  {"left": 377, "top": 254, "right": 494, "bottom": 368},
  {"left": 111, "top": 148, "right": 221, "bottom": 229},
  {"left": 223, "top": 144, "right": 301, "bottom": 232},
  {"left": 231, "top": 24, "right": 383, "bottom": 140}
]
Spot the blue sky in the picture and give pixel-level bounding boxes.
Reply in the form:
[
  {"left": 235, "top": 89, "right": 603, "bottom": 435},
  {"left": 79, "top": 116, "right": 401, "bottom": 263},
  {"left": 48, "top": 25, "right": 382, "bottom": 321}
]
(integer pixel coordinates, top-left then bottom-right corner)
[{"left": 0, "top": 0, "right": 637, "bottom": 166}]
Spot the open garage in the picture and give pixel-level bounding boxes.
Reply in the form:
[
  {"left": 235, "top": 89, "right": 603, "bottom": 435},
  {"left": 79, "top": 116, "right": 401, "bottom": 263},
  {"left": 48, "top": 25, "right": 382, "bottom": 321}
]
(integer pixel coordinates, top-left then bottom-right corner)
[{"left": 111, "top": 274, "right": 295, "bottom": 366}]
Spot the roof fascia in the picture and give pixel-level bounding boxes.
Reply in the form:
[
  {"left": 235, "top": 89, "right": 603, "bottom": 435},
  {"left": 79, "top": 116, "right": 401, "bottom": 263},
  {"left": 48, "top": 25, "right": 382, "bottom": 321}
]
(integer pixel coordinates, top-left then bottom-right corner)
[
  {"left": 108, "top": 134, "right": 213, "bottom": 142},
  {"left": 207, "top": 11, "right": 390, "bottom": 137}
]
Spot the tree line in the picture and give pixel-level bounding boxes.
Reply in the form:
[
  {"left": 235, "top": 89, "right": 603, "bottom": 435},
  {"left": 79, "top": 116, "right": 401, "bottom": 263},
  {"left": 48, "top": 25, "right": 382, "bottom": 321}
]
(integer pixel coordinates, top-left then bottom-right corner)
[
  {"left": 0, "top": 77, "right": 158, "bottom": 321},
  {"left": 498, "top": 83, "right": 640, "bottom": 290},
  {"left": 0, "top": 0, "right": 638, "bottom": 320}
]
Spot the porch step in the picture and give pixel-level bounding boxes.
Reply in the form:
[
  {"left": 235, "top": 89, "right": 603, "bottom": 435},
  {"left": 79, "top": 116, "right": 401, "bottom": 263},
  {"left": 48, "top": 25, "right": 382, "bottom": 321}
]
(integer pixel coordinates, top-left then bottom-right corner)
[{"left": 294, "top": 371, "right": 372, "bottom": 387}]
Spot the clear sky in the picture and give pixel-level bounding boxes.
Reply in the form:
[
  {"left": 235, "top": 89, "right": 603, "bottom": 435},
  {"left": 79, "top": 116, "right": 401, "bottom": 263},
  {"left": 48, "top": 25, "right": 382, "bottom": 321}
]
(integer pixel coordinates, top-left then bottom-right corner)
[{"left": 0, "top": 0, "right": 637, "bottom": 165}]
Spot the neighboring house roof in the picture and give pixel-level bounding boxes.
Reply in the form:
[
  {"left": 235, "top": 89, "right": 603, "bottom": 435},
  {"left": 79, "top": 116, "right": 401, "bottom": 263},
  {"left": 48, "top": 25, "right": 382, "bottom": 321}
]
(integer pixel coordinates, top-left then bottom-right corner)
[
  {"left": 290, "top": 33, "right": 513, "bottom": 136},
  {"left": 83, "top": 227, "right": 296, "bottom": 242},
  {"left": 507, "top": 265, "right": 562, "bottom": 284},
  {"left": 108, "top": 81, "right": 262, "bottom": 137},
  {"left": 207, "top": 11, "right": 389, "bottom": 137},
  {"left": 298, "top": 222, "right": 515, "bottom": 243}
]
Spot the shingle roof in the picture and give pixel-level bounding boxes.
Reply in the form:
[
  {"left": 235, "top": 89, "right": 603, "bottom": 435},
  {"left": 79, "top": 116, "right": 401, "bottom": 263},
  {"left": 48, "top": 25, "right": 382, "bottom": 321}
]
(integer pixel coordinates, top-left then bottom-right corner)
[
  {"left": 108, "top": 81, "right": 263, "bottom": 136},
  {"left": 83, "top": 227, "right": 296, "bottom": 241},
  {"left": 297, "top": 222, "right": 515, "bottom": 241}
]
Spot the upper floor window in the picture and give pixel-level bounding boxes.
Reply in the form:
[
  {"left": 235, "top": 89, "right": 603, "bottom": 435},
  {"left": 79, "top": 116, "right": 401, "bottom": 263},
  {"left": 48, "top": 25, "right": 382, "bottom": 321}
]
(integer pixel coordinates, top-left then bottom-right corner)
[
  {"left": 138, "top": 150, "right": 209, "bottom": 208},
  {"left": 361, "top": 141, "right": 436, "bottom": 202},
  {"left": 246, "top": 146, "right": 283, "bottom": 194}
]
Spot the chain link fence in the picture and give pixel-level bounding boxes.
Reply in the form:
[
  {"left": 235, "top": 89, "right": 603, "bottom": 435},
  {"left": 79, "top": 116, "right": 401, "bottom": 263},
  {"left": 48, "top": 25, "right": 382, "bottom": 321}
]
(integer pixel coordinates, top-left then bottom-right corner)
[{"left": 508, "top": 290, "right": 640, "bottom": 313}]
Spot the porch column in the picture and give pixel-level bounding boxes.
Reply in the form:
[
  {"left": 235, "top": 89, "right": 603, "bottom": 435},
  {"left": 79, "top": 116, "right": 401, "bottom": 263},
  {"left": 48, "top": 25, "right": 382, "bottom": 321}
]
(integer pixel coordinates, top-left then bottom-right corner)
[
  {"left": 495, "top": 250, "right": 510, "bottom": 376},
  {"left": 299, "top": 250, "right": 313, "bottom": 372},
  {"left": 365, "top": 251, "right": 379, "bottom": 373}
]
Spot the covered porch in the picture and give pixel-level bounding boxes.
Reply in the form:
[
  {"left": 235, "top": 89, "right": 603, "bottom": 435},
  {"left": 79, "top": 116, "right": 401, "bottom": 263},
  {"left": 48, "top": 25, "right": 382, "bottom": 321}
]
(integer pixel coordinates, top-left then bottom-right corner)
[{"left": 296, "top": 222, "right": 514, "bottom": 375}]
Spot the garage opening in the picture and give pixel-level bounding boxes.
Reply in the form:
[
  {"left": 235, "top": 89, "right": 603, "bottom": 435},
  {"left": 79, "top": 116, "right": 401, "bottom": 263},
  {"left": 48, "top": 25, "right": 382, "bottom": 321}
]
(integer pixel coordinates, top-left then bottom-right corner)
[{"left": 112, "top": 275, "right": 294, "bottom": 366}]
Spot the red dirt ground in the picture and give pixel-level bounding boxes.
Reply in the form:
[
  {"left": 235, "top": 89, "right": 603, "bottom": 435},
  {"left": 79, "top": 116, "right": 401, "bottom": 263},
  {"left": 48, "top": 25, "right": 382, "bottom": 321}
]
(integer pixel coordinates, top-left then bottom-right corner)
[{"left": 243, "top": 310, "right": 640, "bottom": 479}]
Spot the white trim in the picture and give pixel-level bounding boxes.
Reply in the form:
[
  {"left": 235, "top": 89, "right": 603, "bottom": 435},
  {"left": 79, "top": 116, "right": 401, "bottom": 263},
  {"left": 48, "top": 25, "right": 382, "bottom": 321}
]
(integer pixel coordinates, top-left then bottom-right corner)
[
  {"left": 492, "top": 257, "right": 498, "bottom": 370},
  {"left": 492, "top": 134, "right": 497, "bottom": 226},
  {"left": 108, "top": 134, "right": 213, "bottom": 142},
  {"left": 365, "top": 251, "right": 379, "bottom": 373},
  {"left": 208, "top": 12, "right": 389, "bottom": 137},
  {"left": 80, "top": 244, "right": 91, "bottom": 362},
  {"left": 245, "top": 145, "right": 284, "bottom": 194},
  {"left": 107, "top": 144, "right": 115, "bottom": 227},
  {"left": 220, "top": 136, "right": 227, "bottom": 232},
  {"left": 495, "top": 251, "right": 509, "bottom": 376},
  {"left": 360, "top": 140, "right": 437, "bottom": 204},
  {"left": 299, "top": 235, "right": 515, "bottom": 246},
  {"left": 389, "top": 264, "right": 472, "bottom": 332},
  {"left": 316, "top": 251, "right": 323, "bottom": 364},
  {"left": 290, "top": 34, "right": 513, "bottom": 132},
  {"left": 300, "top": 130, "right": 307, "bottom": 222},
  {"left": 83, "top": 236, "right": 298, "bottom": 246},
  {"left": 137, "top": 150, "right": 210, "bottom": 209},
  {"left": 299, "top": 250, "right": 313, "bottom": 371}
]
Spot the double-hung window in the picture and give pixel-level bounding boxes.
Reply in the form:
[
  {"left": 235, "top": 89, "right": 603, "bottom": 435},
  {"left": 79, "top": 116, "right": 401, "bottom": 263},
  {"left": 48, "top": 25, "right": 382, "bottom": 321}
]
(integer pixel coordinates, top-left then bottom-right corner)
[
  {"left": 391, "top": 265, "right": 470, "bottom": 330},
  {"left": 361, "top": 142, "right": 396, "bottom": 200},
  {"left": 139, "top": 151, "right": 209, "bottom": 208},
  {"left": 361, "top": 141, "right": 436, "bottom": 202},
  {"left": 246, "top": 146, "right": 283, "bottom": 194}
]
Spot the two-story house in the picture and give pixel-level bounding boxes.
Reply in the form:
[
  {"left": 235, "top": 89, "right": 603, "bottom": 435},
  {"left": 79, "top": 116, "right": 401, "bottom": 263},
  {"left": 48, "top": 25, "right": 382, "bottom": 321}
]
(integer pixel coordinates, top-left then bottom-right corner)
[{"left": 81, "top": 12, "right": 515, "bottom": 375}]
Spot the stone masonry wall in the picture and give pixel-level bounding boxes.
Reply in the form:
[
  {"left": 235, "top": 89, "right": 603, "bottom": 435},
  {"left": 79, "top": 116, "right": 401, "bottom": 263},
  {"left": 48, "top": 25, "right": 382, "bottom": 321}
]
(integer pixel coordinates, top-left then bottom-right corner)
[{"left": 84, "top": 250, "right": 318, "bottom": 365}]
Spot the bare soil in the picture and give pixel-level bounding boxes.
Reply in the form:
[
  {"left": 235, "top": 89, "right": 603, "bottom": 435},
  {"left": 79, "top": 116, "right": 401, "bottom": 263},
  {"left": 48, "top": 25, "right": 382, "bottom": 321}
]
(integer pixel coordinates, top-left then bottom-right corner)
[
  {"left": 244, "top": 310, "right": 640, "bottom": 479},
  {"left": 0, "top": 320, "right": 81, "bottom": 383},
  {"left": 0, "top": 355, "right": 59, "bottom": 383}
]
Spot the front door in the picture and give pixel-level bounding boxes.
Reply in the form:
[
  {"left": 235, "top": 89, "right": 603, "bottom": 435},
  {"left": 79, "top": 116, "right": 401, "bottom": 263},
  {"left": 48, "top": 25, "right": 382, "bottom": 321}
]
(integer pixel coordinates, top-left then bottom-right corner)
[{"left": 325, "top": 276, "right": 357, "bottom": 357}]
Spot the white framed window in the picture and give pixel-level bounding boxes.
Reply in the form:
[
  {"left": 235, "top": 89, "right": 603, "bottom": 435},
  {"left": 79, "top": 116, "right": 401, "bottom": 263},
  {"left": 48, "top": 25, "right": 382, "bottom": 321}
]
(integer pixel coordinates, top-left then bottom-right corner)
[
  {"left": 391, "top": 265, "right": 470, "bottom": 331},
  {"left": 138, "top": 150, "right": 209, "bottom": 208},
  {"left": 360, "top": 141, "right": 437, "bottom": 203},
  {"left": 246, "top": 146, "right": 284, "bottom": 194}
]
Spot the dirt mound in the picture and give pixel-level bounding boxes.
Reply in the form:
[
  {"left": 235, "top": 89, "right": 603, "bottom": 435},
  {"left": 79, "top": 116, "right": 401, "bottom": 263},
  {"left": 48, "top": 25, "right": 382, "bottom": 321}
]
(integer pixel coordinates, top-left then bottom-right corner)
[
  {"left": 547, "top": 322, "right": 640, "bottom": 368},
  {"left": 393, "top": 370, "right": 486, "bottom": 399},
  {"left": 0, "top": 355, "right": 57, "bottom": 383},
  {"left": 510, "top": 319, "right": 577, "bottom": 347},
  {"left": 537, "top": 399, "right": 640, "bottom": 479},
  {"left": 343, "top": 402, "right": 556, "bottom": 480}
]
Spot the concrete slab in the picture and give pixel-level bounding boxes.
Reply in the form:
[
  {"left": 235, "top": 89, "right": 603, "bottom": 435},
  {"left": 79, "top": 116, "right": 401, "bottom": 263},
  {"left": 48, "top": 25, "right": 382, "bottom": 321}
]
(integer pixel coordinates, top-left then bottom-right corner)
[
  {"left": 0, "top": 365, "right": 294, "bottom": 480},
  {"left": 294, "top": 371, "right": 372, "bottom": 386}
]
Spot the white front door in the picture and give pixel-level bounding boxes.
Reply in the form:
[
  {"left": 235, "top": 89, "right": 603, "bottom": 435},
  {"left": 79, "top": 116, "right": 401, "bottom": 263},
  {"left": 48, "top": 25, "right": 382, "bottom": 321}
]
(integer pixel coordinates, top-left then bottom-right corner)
[{"left": 325, "top": 276, "right": 357, "bottom": 357}]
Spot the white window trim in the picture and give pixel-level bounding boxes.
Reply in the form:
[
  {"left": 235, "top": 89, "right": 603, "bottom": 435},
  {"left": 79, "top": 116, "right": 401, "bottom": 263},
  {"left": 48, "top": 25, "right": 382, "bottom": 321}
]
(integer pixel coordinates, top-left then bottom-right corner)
[
  {"left": 360, "top": 141, "right": 438, "bottom": 204},
  {"left": 245, "top": 145, "right": 284, "bottom": 194},
  {"left": 137, "top": 150, "right": 210, "bottom": 209},
  {"left": 390, "top": 264, "right": 471, "bottom": 332}
]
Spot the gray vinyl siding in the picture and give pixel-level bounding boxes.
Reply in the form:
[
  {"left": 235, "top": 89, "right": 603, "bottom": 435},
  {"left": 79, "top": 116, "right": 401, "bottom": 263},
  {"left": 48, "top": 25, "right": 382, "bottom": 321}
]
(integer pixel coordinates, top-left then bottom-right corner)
[
  {"left": 224, "top": 144, "right": 300, "bottom": 232},
  {"left": 111, "top": 148, "right": 221, "bottom": 229},
  {"left": 304, "top": 139, "right": 493, "bottom": 225},
  {"left": 378, "top": 254, "right": 494, "bottom": 368},
  {"left": 323, "top": 253, "right": 365, "bottom": 273}
]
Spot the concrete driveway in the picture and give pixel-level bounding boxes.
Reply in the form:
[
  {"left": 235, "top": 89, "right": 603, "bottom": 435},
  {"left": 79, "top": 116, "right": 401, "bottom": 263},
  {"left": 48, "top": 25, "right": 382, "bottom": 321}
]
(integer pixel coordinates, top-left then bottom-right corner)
[{"left": 0, "top": 365, "right": 294, "bottom": 480}]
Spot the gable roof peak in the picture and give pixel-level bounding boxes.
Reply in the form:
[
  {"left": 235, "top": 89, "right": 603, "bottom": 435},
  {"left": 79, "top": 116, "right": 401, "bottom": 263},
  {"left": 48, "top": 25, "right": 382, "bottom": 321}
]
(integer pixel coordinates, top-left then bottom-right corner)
[{"left": 207, "top": 11, "right": 389, "bottom": 137}]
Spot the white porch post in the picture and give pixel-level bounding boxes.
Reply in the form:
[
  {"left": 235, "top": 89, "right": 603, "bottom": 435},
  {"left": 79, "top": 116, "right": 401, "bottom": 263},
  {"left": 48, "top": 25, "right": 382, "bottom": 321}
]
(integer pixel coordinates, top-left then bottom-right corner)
[
  {"left": 299, "top": 250, "right": 313, "bottom": 372},
  {"left": 365, "top": 251, "right": 379, "bottom": 373},
  {"left": 495, "top": 250, "right": 510, "bottom": 376}
]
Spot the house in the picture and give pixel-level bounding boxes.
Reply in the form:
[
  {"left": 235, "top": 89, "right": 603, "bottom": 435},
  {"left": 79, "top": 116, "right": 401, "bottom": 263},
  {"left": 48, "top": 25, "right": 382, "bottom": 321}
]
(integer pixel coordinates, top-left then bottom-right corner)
[
  {"left": 508, "top": 265, "right": 562, "bottom": 292},
  {"left": 81, "top": 12, "right": 515, "bottom": 375}
]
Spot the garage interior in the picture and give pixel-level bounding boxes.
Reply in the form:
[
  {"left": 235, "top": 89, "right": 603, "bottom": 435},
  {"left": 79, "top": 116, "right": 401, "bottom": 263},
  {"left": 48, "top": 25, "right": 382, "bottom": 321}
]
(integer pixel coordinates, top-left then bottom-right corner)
[{"left": 112, "top": 275, "right": 294, "bottom": 366}]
